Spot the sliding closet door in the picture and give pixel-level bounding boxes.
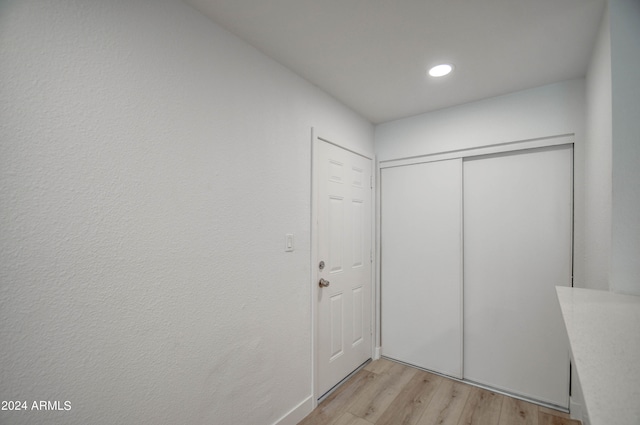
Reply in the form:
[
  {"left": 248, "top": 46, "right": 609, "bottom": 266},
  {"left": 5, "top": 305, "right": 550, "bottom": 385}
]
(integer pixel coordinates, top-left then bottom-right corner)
[
  {"left": 381, "top": 159, "right": 462, "bottom": 378},
  {"left": 463, "top": 145, "right": 572, "bottom": 408}
]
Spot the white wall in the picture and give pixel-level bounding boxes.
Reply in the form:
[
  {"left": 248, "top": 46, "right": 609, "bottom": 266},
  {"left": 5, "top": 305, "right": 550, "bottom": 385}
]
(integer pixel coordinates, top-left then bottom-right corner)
[
  {"left": 581, "top": 0, "right": 640, "bottom": 297},
  {"left": 0, "top": 2, "right": 373, "bottom": 425},
  {"left": 375, "top": 80, "right": 585, "bottom": 160},
  {"left": 375, "top": 79, "right": 587, "bottom": 284},
  {"left": 571, "top": 6, "right": 613, "bottom": 423},
  {"left": 584, "top": 6, "right": 612, "bottom": 293},
  {"left": 610, "top": 0, "right": 640, "bottom": 296}
]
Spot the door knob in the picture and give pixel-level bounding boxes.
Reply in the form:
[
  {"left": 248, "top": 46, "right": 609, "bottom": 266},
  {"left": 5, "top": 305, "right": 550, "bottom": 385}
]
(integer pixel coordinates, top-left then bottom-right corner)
[{"left": 319, "top": 278, "right": 330, "bottom": 288}]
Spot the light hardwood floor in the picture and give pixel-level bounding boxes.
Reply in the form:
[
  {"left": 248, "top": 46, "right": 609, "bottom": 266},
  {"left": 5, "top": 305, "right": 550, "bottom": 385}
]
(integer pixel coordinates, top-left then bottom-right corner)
[{"left": 299, "top": 358, "right": 580, "bottom": 425}]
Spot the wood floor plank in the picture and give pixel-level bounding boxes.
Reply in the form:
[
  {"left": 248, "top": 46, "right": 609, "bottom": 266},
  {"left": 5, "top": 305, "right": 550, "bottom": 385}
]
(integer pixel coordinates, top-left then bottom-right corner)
[
  {"left": 364, "top": 358, "right": 395, "bottom": 375},
  {"left": 538, "top": 407, "right": 570, "bottom": 420},
  {"left": 375, "top": 370, "right": 443, "bottom": 425},
  {"left": 498, "top": 397, "right": 538, "bottom": 425},
  {"left": 348, "top": 361, "right": 418, "bottom": 423},
  {"left": 332, "top": 412, "right": 375, "bottom": 425},
  {"left": 297, "top": 360, "right": 581, "bottom": 425},
  {"left": 298, "top": 369, "right": 376, "bottom": 425},
  {"left": 415, "top": 379, "right": 471, "bottom": 425},
  {"left": 457, "top": 387, "right": 504, "bottom": 425},
  {"left": 538, "top": 412, "right": 581, "bottom": 425}
]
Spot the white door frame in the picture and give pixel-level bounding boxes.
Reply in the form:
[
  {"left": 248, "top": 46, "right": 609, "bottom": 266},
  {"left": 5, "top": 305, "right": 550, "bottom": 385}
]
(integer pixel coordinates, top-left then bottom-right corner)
[
  {"left": 378, "top": 134, "right": 575, "bottom": 170},
  {"left": 310, "top": 127, "right": 376, "bottom": 407}
]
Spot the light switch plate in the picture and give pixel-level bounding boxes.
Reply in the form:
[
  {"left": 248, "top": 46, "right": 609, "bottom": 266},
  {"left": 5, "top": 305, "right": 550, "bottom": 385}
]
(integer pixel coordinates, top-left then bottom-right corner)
[{"left": 285, "top": 234, "right": 294, "bottom": 252}]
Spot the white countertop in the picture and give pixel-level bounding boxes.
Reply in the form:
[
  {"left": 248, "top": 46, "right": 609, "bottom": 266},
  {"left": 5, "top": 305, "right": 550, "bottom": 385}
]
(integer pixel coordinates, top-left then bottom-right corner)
[{"left": 556, "top": 286, "right": 640, "bottom": 425}]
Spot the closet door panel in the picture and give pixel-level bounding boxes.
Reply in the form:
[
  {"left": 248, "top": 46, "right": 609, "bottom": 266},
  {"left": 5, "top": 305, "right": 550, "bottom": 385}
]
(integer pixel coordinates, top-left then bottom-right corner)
[
  {"left": 381, "top": 159, "right": 462, "bottom": 378},
  {"left": 463, "top": 145, "right": 572, "bottom": 408}
]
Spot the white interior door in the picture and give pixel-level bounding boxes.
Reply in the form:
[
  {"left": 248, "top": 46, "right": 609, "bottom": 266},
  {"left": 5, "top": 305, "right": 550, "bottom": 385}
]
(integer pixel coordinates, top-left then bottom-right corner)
[
  {"left": 381, "top": 159, "right": 463, "bottom": 378},
  {"left": 316, "top": 139, "right": 372, "bottom": 397},
  {"left": 463, "top": 145, "right": 573, "bottom": 408}
]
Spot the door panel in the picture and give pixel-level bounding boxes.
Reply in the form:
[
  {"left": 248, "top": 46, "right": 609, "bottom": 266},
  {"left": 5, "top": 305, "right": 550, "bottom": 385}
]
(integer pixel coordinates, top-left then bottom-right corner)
[
  {"left": 317, "top": 140, "right": 372, "bottom": 397},
  {"left": 463, "top": 145, "right": 572, "bottom": 408},
  {"left": 381, "top": 159, "right": 463, "bottom": 378}
]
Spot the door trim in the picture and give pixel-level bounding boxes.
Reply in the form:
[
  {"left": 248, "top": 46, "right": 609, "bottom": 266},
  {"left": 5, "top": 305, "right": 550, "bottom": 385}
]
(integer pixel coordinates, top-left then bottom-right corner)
[
  {"left": 310, "top": 127, "right": 375, "bottom": 407},
  {"left": 379, "top": 133, "right": 574, "bottom": 169}
]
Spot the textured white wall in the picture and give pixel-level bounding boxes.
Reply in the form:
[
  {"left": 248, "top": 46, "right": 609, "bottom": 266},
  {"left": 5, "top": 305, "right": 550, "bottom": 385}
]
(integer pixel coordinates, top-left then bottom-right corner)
[
  {"left": 374, "top": 79, "right": 587, "bottom": 284},
  {"left": 0, "top": 1, "right": 372, "bottom": 425},
  {"left": 610, "top": 0, "right": 640, "bottom": 296},
  {"left": 584, "top": 6, "right": 612, "bottom": 292}
]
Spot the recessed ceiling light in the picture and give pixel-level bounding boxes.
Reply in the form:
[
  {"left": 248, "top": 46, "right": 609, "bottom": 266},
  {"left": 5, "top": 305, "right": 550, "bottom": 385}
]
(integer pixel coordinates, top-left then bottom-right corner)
[{"left": 428, "top": 64, "right": 453, "bottom": 77}]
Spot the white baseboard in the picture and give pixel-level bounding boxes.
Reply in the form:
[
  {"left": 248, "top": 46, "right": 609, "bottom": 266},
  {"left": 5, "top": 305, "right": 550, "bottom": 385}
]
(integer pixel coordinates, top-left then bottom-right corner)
[
  {"left": 569, "top": 398, "right": 581, "bottom": 419},
  {"left": 374, "top": 346, "right": 382, "bottom": 360},
  {"left": 570, "top": 397, "right": 590, "bottom": 425},
  {"left": 272, "top": 395, "right": 313, "bottom": 425}
]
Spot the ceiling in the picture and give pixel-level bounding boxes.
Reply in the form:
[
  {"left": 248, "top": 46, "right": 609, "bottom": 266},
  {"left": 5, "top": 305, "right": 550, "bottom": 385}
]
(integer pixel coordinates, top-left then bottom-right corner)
[{"left": 185, "top": 0, "right": 606, "bottom": 124}]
